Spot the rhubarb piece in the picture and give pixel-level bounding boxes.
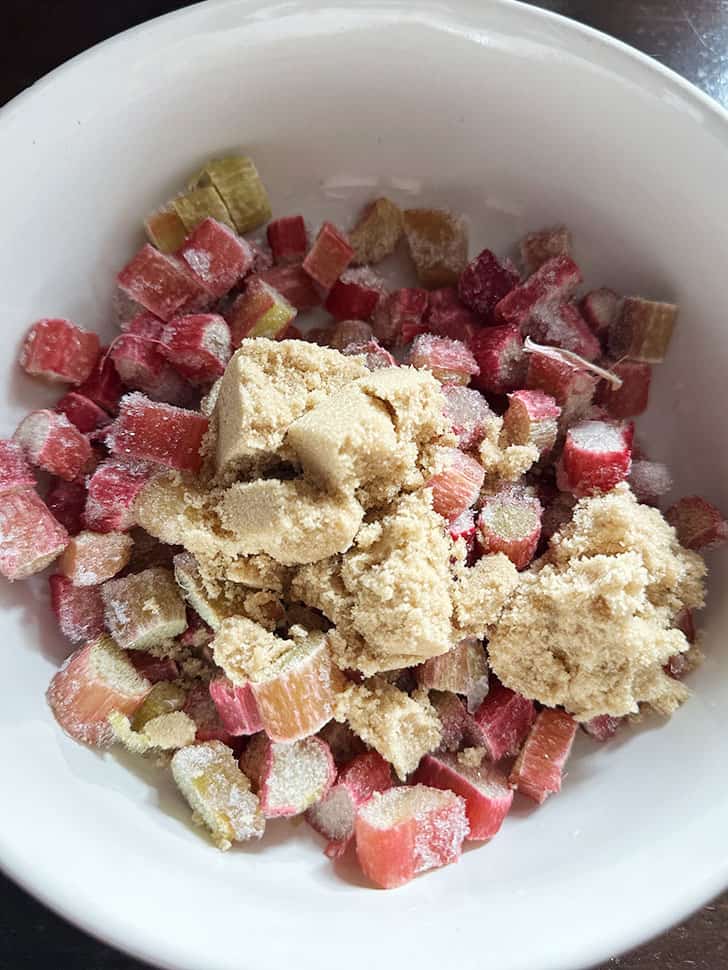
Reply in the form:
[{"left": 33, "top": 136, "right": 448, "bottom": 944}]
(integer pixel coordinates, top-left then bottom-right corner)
[
  {"left": 307, "top": 751, "right": 393, "bottom": 856},
  {"left": 226, "top": 276, "right": 297, "bottom": 345},
  {"left": 240, "top": 734, "right": 335, "bottom": 818},
  {"left": 477, "top": 489, "right": 542, "bottom": 570},
  {"left": 527, "top": 303, "right": 601, "bottom": 361},
  {"left": 172, "top": 185, "right": 235, "bottom": 233},
  {"left": 495, "top": 254, "right": 582, "bottom": 328},
  {"left": 318, "top": 721, "right": 366, "bottom": 764},
  {"left": 122, "top": 311, "right": 165, "bottom": 339},
  {"left": 502, "top": 389, "right": 561, "bottom": 455},
  {"left": 20, "top": 318, "right": 100, "bottom": 385},
  {"left": 559, "top": 419, "right": 633, "bottom": 497},
  {"left": 107, "top": 393, "right": 208, "bottom": 474},
  {"left": 609, "top": 296, "right": 678, "bottom": 363},
  {"left": 160, "top": 313, "right": 231, "bottom": 384},
  {"left": 509, "top": 708, "right": 577, "bottom": 803},
  {"left": 441, "top": 385, "right": 495, "bottom": 450},
  {"left": 173, "top": 552, "right": 242, "bottom": 631},
  {"left": 447, "top": 508, "right": 477, "bottom": 560},
  {"left": 458, "top": 249, "right": 520, "bottom": 318},
  {"left": 430, "top": 691, "right": 469, "bottom": 752},
  {"left": 129, "top": 651, "right": 179, "bottom": 684},
  {"left": 302, "top": 221, "right": 354, "bottom": 289},
  {"left": 355, "top": 785, "right": 468, "bottom": 889},
  {"left": 258, "top": 264, "right": 321, "bottom": 311},
  {"left": 49, "top": 575, "right": 106, "bottom": 643},
  {"left": 208, "top": 677, "right": 263, "bottom": 736},
  {"left": 109, "top": 334, "right": 191, "bottom": 405},
  {"left": 102, "top": 566, "right": 187, "bottom": 650},
  {"left": 409, "top": 334, "right": 479, "bottom": 385},
  {"left": 469, "top": 680, "right": 536, "bottom": 761},
  {"left": 418, "top": 637, "right": 489, "bottom": 709},
  {"left": 628, "top": 460, "right": 673, "bottom": 505},
  {"left": 580, "top": 288, "right": 619, "bottom": 342},
  {"left": 177, "top": 217, "right": 253, "bottom": 298},
  {"left": 132, "top": 682, "right": 187, "bottom": 730},
  {"left": 57, "top": 530, "right": 133, "bottom": 586},
  {"left": 178, "top": 610, "right": 213, "bottom": 650},
  {"left": 171, "top": 740, "right": 265, "bottom": 850},
  {"left": 349, "top": 197, "right": 403, "bottom": 265},
  {"left": 84, "top": 460, "right": 153, "bottom": 533},
  {"left": 183, "top": 684, "right": 233, "bottom": 744},
  {"left": 189, "top": 156, "right": 271, "bottom": 234},
  {"left": 145, "top": 205, "right": 187, "bottom": 254},
  {"left": 46, "top": 636, "right": 152, "bottom": 747},
  {"left": 76, "top": 348, "right": 124, "bottom": 413},
  {"left": 56, "top": 392, "right": 111, "bottom": 434},
  {"left": 414, "top": 751, "right": 513, "bottom": 841},
  {"left": 14, "top": 410, "right": 92, "bottom": 481},
  {"left": 267, "top": 215, "right": 308, "bottom": 265},
  {"left": 0, "top": 440, "right": 35, "bottom": 494},
  {"left": 329, "top": 319, "right": 374, "bottom": 351},
  {"left": 597, "top": 360, "right": 651, "bottom": 418},
  {"left": 372, "top": 287, "right": 429, "bottom": 346},
  {"left": 0, "top": 489, "right": 67, "bottom": 579},
  {"left": 109, "top": 707, "right": 196, "bottom": 754},
  {"left": 424, "top": 288, "right": 479, "bottom": 344},
  {"left": 526, "top": 351, "right": 597, "bottom": 424},
  {"left": 341, "top": 338, "right": 396, "bottom": 371},
  {"left": 470, "top": 324, "right": 526, "bottom": 395},
  {"left": 521, "top": 226, "right": 572, "bottom": 275},
  {"left": 427, "top": 448, "right": 485, "bottom": 522},
  {"left": 117, "top": 244, "right": 208, "bottom": 321},
  {"left": 325, "top": 268, "right": 384, "bottom": 321},
  {"left": 666, "top": 496, "right": 728, "bottom": 550},
  {"left": 582, "top": 714, "right": 623, "bottom": 742},
  {"left": 402, "top": 208, "right": 468, "bottom": 288}
]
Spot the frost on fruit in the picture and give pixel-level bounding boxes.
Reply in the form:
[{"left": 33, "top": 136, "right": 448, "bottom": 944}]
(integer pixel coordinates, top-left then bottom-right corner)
[
  {"left": 628, "top": 460, "right": 673, "bottom": 506},
  {"left": 582, "top": 714, "right": 623, "bottom": 742},
  {"left": 240, "top": 734, "right": 335, "bottom": 818},
  {"left": 502, "top": 389, "right": 561, "bottom": 456},
  {"left": 458, "top": 249, "right": 520, "bottom": 318},
  {"left": 559, "top": 419, "right": 633, "bottom": 497},
  {"left": 495, "top": 254, "right": 582, "bottom": 329},
  {"left": 470, "top": 325, "right": 526, "bottom": 395},
  {"left": 20, "top": 318, "right": 100, "bottom": 385},
  {"left": 109, "top": 333, "right": 192, "bottom": 403},
  {"left": 478, "top": 489, "right": 543, "bottom": 570},
  {"left": 325, "top": 268, "right": 384, "bottom": 323},
  {"left": 423, "top": 287, "right": 479, "bottom": 345},
  {"left": 84, "top": 460, "right": 154, "bottom": 533},
  {"left": 14, "top": 410, "right": 92, "bottom": 482},
  {"left": 209, "top": 677, "right": 262, "bottom": 736},
  {"left": 102, "top": 566, "right": 187, "bottom": 650},
  {"left": 56, "top": 392, "right": 111, "bottom": 434},
  {"left": 409, "top": 334, "right": 479, "bottom": 385},
  {"left": 441, "top": 385, "right": 496, "bottom": 450},
  {"left": 117, "top": 244, "right": 208, "bottom": 321},
  {"left": 58, "top": 530, "right": 133, "bottom": 586},
  {"left": 178, "top": 218, "right": 253, "bottom": 299},
  {"left": 402, "top": 208, "right": 468, "bottom": 288},
  {"left": 50, "top": 575, "right": 106, "bottom": 643},
  {"left": 427, "top": 448, "right": 485, "bottom": 523},
  {"left": 107, "top": 393, "right": 209, "bottom": 474},
  {"left": 525, "top": 303, "right": 600, "bottom": 362},
  {"left": 160, "top": 313, "right": 232, "bottom": 385},
  {"left": 372, "top": 287, "right": 429, "bottom": 347},
  {"left": 188, "top": 156, "right": 272, "bottom": 234},
  {"left": 509, "top": 709, "right": 577, "bottom": 804},
  {"left": 0, "top": 491, "right": 68, "bottom": 580},
  {"left": 0, "top": 440, "right": 36, "bottom": 495},
  {"left": 349, "top": 197, "right": 403, "bottom": 265},
  {"left": 580, "top": 288, "right": 619, "bottom": 342}
]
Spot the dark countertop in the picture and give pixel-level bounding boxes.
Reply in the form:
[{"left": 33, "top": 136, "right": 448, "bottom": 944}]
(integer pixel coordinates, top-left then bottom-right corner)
[{"left": 1, "top": 1, "right": 726, "bottom": 967}]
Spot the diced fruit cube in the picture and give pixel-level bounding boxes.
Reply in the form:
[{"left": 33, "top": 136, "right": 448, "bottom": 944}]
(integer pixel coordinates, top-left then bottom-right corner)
[
  {"left": 102, "top": 566, "right": 187, "bottom": 650},
  {"left": 372, "top": 287, "right": 429, "bottom": 347},
  {"left": 666, "top": 496, "right": 728, "bottom": 550},
  {"left": 122, "top": 311, "right": 165, "bottom": 339},
  {"left": 349, "top": 197, "right": 403, "bottom": 265},
  {"left": 208, "top": 677, "right": 263, "bottom": 736},
  {"left": 177, "top": 217, "right": 253, "bottom": 298},
  {"left": 182, "top": 683, "right": 233, "bottom": 744},
  {"left": 14, "top": 410, "right": 92, "bottom": 481},
  {"left": 117, "top": 244, "right": 208, "bottom": 321},
  {"left": 178, "top": 609, "right": 213, "bottom": 650},
  {"left": 267, "top": 215, "right": 308, "bottom": 265},
  {"left": 46, "top": 479, "right": 86, "bottom": 535},
  {"left": 470, "top": 324, "right": 526, "bottom": 395},
  {"left": 329, "top": 319, "right": 374, "bottom": 351},
  {"left": 46, "top": 636, "right": 152, "bottom": 746},
  {"left": 526, "top": 352, "right": 597, "bottom": 424},
  {"left": 502, "top": 389, "right": 561, "bottom": 456},
  {"left": 418, "top": 637, "right": 488, "bottom": 705},
  {"left": 76, "top": 348, "right": 124, "bottom": 413},
  {"left": 469, "top": 680, "right": 536, "bottom": 761},
  {"left": 324, "top": 268, "right": 384, "bottom": 321},
  {"left": 303, "top": 222, "right": 354, "bottom": 289},
  {"left": 427, "top": 448, "right": 485, "bottom": 522},
  {"left": 559, "top": 419, "right": 633, "bottom": 497},
  {"left": 628, "top": 460, "right": 673, "bottom": 505},
  {"left": 520, "top": 226, "right": 571, "bottom": 275},
  {"left": 109, "top": 334, "right": 191, "bottom": 405},
  {"left": 424, "top": 288, "right": 479, "bottom": 344},
  {"left": 402, "top": 208, "right": 468, "bottom": 288},
  {"left": 240, "top": 734, "right": 335, "bottom": 818},
  {"left": 495, "top": 255, "right": 582, "bottom": 329},
  {"left": 171, "top": 740, "right": 265, "bottom": 850},
  {"left": 129, "top": 651, "right": 180, "bottom": 684},
  {"left": 527, "top": 303, "right": 601, "bottom": 361},
  {"left": 458, "top": 249, "right": 520, "bottom": 318},
  {"left": 0, "top": 490, "right": 68, "bottom": 579},
  {"left": 172, "top": 185, "right": 235, "bottom": 233},
  {"left": 609, "top": 296, "right": 678, "bottom": 362},
  {"left": 447, "top": 508, "right": 477, "bottom": 560},
  {"left": 441, "top": 385, "right": 496, "bottom": 450},
  {"left": 477, "top": 489, "right": 542, "bottom": 570},
  {"left": 144, "top": 205, "right": 188, "bottom": 254},
  {"left": 84, "top": 460, "right": 154, "bottom": 533},
  {"left": 160, "top": 313, "right": 231, "bottom": 385},
  {"left": 189, "top": 156, "right": 272, "bottom": 234},
  {"left": 107, "top": 393, "right": 209, "bottom": 473},
  {"left": 414, "top": 752, "right": 513, "bottom": 840},
  {"left": 580, "top": 288, "right": 619, "bottom": 342},
  {"left": 430, "top": 690, "right": 470, "bottom": 752},
  {"left": 56, "top": 392, "right": 111, "bottom": 434},
  {"left": 509, "top": 708, "right": 577, "bottom": 803},
  {"left": 57, "top": 530, "right": 133, "bottom": 586},
  {"left": 49, "top": 575, "right": 106, "bottom": 643},
  {"left": 226, "top": 276, "right": 297, "bottom": 345},
  {"left": 582, "top": 714, "right": 623, "bottom": 742},
  {"left": 130, "top": 681, "right": 187, "bottom": 728},
  {"left": 409, "top": 334, "right": 479, "bottom": 385},
  {"left": 20, "top": 318, "right": 101, "bottom": 385},
  {"left": 258, "top": 265, "right": 321, "bottom": 311},
  {"left": 0, "top": 440, "right": 35, "bottom": 494},
  {"left": 355, "top": 785, "right": 469, "bottom": 889},
  {"left": 596, "top": 360, "right": 651, "bottom": 419}
]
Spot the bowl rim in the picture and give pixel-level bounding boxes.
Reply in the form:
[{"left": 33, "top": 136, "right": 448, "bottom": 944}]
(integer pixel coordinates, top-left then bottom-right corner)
[{"left": 1, "top": 1, "right": 727, "bottom": 968}]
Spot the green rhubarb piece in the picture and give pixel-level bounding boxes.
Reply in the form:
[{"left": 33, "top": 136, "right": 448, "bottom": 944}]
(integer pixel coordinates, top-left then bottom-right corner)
[
  {"left": 110, "top": 708, "right": 196, "bottom": 754},
  {"left": 145, "top": 206, "right": 188, "bottom": 254},
  {"left": 132, "top": 681, "right": 187, "bottom": 731},
  {"left": 189, "top": 156, "right": 272, "bottom": 234},
  {"left": 172, "top": 186, "right": 235, "bottom": 233}
]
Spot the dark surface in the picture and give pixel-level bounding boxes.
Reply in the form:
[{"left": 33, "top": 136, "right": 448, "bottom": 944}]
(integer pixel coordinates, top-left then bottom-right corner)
[{"left": 1, "top": 1, "right": 727, "bottom": 968}]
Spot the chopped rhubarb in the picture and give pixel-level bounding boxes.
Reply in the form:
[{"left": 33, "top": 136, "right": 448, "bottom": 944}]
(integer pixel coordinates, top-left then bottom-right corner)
[
  {"left": 329, "top": 319, "right": 374, "bottom": 352},
  {"left": 56, "top": 392, "right": 111, "bottom": 434},
  {"left": 430, "top": 690, "right": 470, "bottom": 752},
  {"left": 414, "top": 752, "right": 513, "bottom": 841},
  {"left": 129, "top": 651, "right": 180, "bottom": 684},
  {"left": 597, "top": 360, "right": 651, "bottom": 419},
  {"left": 122, "top": 311, "right": 165, "bottom": 339},
  {"left": 520, "top": 227, "right": 572, "bottom": 275},
  {"left": 510, "top": 708, "right": 577, "bottom": 803},
  {"left": 582, "top": 714, "right": 624, "bottom": 742},
  {"left": 469, "top": 680, "right": 536, "bottom": 761},
  {"left": 46, "top": 636, "right": 152, "bottom": 747},
  {"left": 458, "top": 249, "right": 520, "bottom": 318},
  {"left": 117, "top": 244, "right": 208, "bottom": 321},
  {"left": 20, "top": 318, "right": 100, "bottom": 385},
  {"left": 102, "top": 566, "right": 187, "bottom": 650},
  {"left": 418, "top": 637, "right": 488, "bottom": 703},
  {"left": 240, "top": 734, "right": 335, "bottom": 818},
  {"left": 267, "top": 215, "right": 308, "bottom": 265},
  {"left": 349, "top": 197, "right": 403, "bottom": 265},
  {"left": 372, "top": 287, "right": 429, "bottom": 347},
  {"left": 526, "top": 302, "right": 601, "bottom": 361},
  {"left": 109, "top": 334, "right": 191, "bottom": 405},
  {"left": 503, "top": 389, "right": 561, "bottom": 455},
  {"left": 427, "top": 448, "right": 485, "bottom": 522},
  {"left": 559, "top": 419, "right": 633, "bottom": 497},
  {"left": 49, "top": 575, "right": 106, "bottom": 643},
  {"left": 178, "top": 609, "right": 213, "bottom": 650},
  {"left": 355, "top": 785, "right": 469, "bottom": 889},
  {"left": 76, "top": 348, "right": 124, "bottom": 413},
  {"left": 14, "top": 410, "right": 92, "bottom": 482},
  {"left": 478, "top": 489, "right": 542, "bottom": 569},
  {"left": 341, "top": 338, "right": 397, "bottom": 371},
  {"left": 0, "top": 490, "right": 66, "bottom": 580},
  {"left": 580, "top": 288, "right": 619, "bottom": 342},
  {"left": 628, "top": 459, "right": 673, "bottom": 505},
  {"left": 447, "top": 508, "right": 477, "bottom": 561},
  {"left": 160, "top": 313, "right": 231, "bottom": 385},
  {"left": 0, "top": 440, "right": 35, "bottom": 494},
  {"left": 177, "top": 217, "right": 253, "bottom": 298},
  {"left": 324, "top": 267, "right": 384, "bottom": 322},
  {"left": 402, "top": 208, "right": 468, "bottom": 288},
  {"left": 189, "top": 156, "right": 271, "bottom": 234},
  {"left": 409, "top": 333, "right": 479, "bottom": 385},
  {"left": 526, "top": 352, "right": 597, "bottom": 424},
  {"left": 495, "top": 254, "right": 582, "bottom": 329},
  {"left": 172, "top": 185, "right": 236, "bottom": 234},
  {"left": 258, "top": 264, "right": 321, "bottom": 312},
  {"left": 182, "top": 683, "right": 233, "bottom": 744},
  {"left": 208, "top": 677, "right": 263, "bottom": 736},
  {"left": 441, "top": 385, "right": 495, "bottom": 450},
  {"left": 226, "top": 276, "right": 297, "bottom": 345},
  {"left": 302, "top": 222, "right": 354, "bottom": 289},
  {"left": 84, "top": 460, "right": 154, "bottom": 533},
  {"left": 609, "top": 296, "right": 678, "bottom": 363},
  {"left": 424, "top": 287, "right": 479, "bottom": 344},
  {"left": 107, "top": 393, "right": 208, "bottom": 473},
  {"left": 46, "top": 479, "right": 86, "bottom": 535},
  {"left": 145, "top": 205, "right": 187, "bottom": 254},
  {"left": 666, "top": 496, "right": 728, "bottom": 550},
  {"left": 57, "top": 530, "right": 133, "bottom": 586},
  {"left": 470, "top": 324, "right": 526, "bottom": 395}
]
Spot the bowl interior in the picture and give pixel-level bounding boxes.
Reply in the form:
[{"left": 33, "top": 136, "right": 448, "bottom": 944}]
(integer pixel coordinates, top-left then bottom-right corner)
[{"left": 1, "top": 3, "right": 727, "bottom": 970}]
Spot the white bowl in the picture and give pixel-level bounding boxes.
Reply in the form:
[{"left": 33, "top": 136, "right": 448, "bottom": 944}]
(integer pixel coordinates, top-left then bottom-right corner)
[{"left": 1, "top": 2, "right": 727, "bottom": 968}]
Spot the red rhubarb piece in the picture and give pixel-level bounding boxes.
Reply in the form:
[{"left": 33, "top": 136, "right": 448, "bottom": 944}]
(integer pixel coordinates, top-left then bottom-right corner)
[
  {"left": 427, "top": 448, "right": 485, "bottom": 522},
  {"left": 76, "top": 348, "right": 124, "bottom": 413},
  {"left": 469, "top": 680, "right": 536, "bottom": 761},
  {"left": 503, "top": 389, "right": 561, "bottom": 455},
  {"left": 414, "top": 752, "right": 513, "bottom": 841},
  {"left": 666, "top": 496, "right": 728, "bottom": 550},
  {"left": 341, "top": 338, "right": 397, "bottom": 371},
  {"left": 458, "top": 249, "right": 520, "bottom": 318},
  {"left": 177, "top": 217, "right": 253, "bottom": 298},
  {"left": 117, "top": 244, "right": 208, "bottom": 321},
  {"left": 596, "top": 360, "right": 651, "bottom": 419},
  {"left": 510, "top": 708, "right": 577, "bottom": 803},
  {"left": 526, "top": 351, "right": 597, "bottom": 424},
  {"left": 56, "top": 392, "right": 111, "bottom": 434},
  {"left": 84, "top": 460, "right": 154, "bottom": 533},
  {"left": 267, "top": 215, "right": 308, "bottom": 265},
  {"left": 424, "top": 287, "right": 480, "bottom": 344},
  {"left": 470, "top": 324, "right": 526, "bottom": 395},
  {"left": 418, "top": 637, "right": 489, "bottom": 709},
  {"left": 628, "top": 460, "right": 673, "bottom": 505},
  {"left": 20, "top": 318, "right": 100, "bottom": 385},
  {"left": 182, "top": 683, "right": 233, "bottom": 745},
  {"left": 441, "top": 385, "right": 495, "bottom": 450},
  {"left": 355, "top": 785, "right": 469, "bottom": 889},
  {"left": 258, "top": 265, "right": 321, "bottom": 312},
  {"left": 580, "top": 288, "right": 619, "bottom": 343},
  {"left": 477, "top": 488, "right": 542, "bottom": 569},
  {"left": 430, "top": 691, "right": 470, "bottom": 752},
  {"left": 582, "top": 714, "right": 623, "bottom": 742},
  {"left": 107, "top": 393, "right": 208, "bottom": 474},
  {"left": 302, "top": 222, "right": 354, "bottom": 289},
  {"left": 49, "top": 574, "right": 106, "bottom": 643},
  {"left": 0, "top": 491, "right": 68, "bottom": 579},
  {"left": 609, "top": 296, "right": 678, "bottom": 363},
  {"left": 520, "top": 227, "right": 572, "bottom": 275},
  {"left": 559, "top": 419, "right": 633, "bottom": 497},
  {"left": 240, "top": 734, "right": 335, "bottom": 819},
  {"left": 178, "top": 608, "right": 214, "bottom": 650},
  {"left": 58, "top": 530, "right": 133, "bottom": 586},
  {"left": 160, "top": 313, "right": 231, "bottom": 385},
  {"left": 495, "top": 254, "right": 582, "bottom": 329},
  {"left": 208, "top": 677, "right": 263, "bottom": 736},
  {"left": 329, "top": 319, "right": 374, "bottom": 351},
  {"left": 226, "top": 275, "right": 297, "bottom": 345},
  {"left": 372, "top": 287, "right": 429, "bottom": 347},
  {"left": 109, "top": 334, "right": 191, "bottom": 405},
  {"left": 527, "top": 303, "right": 601, "bottom": 361},
  {"left": 0, "top": 440, "right": 35, "bottom": 494},
  {"left": 409, "top": 334, "right": 479, "bottom": 385},
  {"left": 447, "top": 507, "right": 477, "bottom": 560},
  {"left": 46, "top": 479, "right": 86, "bottom": 535},
  {"left": 324, "top": 267, "right": 384, "bottom": 322},
  {"left": 121, "top": 311, "right": 164, "bottom": 339},
  {"left": 129, "top": 651, "right": 180, "bottom": 684},
  {"left": 14, "top": 410, "right": 92, "bottom": 482}
]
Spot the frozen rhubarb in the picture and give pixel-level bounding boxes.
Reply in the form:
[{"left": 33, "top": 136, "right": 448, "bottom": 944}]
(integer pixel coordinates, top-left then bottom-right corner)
[
  {"left": 267, "top": 215, "right": 308, "bottom": 265},
  {"left": 109, "top": 707, "right": 196, "bottom": 754},
  {"left": 226, "top": 276, "right": 297, "bottom": 345},
  {"left": 628, "top": 460, "right": 673, "bottom": 505},
  {"left": 49, "top": 575, "right": 106, "bottom": 643},
  {"left": 427, "top": 448, "right": 485, "bottom": 522},
  {"left": 402, "top": 208, "right": 468, "bottom": 288},
  {"left": 441, "top": 385, "right": 495, "bottom": 450},
  {"left": 329, "top": 319, "right": 374, "bottom": 351},
  {"left": 520, "top": 227, "right": 572, "bottom": 275},
  {"left": 172, "top": 185, "right": 235, "bottom": 234},
  {"left": 325, "top": 268, "right": 384, "bottom": 322},
  {"left": 0, "top": 440, "right": 35, "bottom": 494},
  {"left": 509, "top": 708, "right": 577, "bottom": 803},
  {"left": 240, "top": 734, "right": 335, "bottom": 818},
  {"left": 160, "top": 313, "right": 231, "bottom": 384},
  {"left": 526, "top": 302, "right": 601, "bottom": 361},
  {"left": 0, "top": 491, "right": 68, "bottom": 579},
  {"left": 177, "top": 217, "right": 253, "bottom": 298},
  {"left": 526, "top": 350, "right": 597, "bottom": 424},
  {"left": 470, "top": 324, "right": 525, "bottom": 395},
  {"left": 302, "top": 222, "right": 354, "bottom": 289},
  {"left": 57, "top": 530, "right": 133, "bottom": 586},
  {"left": 469, "top": 680, "right": 536, "bottom": 761},
  {"left": 117, "top": 244, "right": 208, "bottom": 321},
  {"left": 596, "top": 360, "right": 651, "bottom": 419},
  {"left": 609, "top": 296, "right": 677, "bottom": 363},
  {"left": 102, "top": 566, "right": 187, "bottom": 650},
  {"left": 478, "top": 489, "right": 542, "bottom": 570},
  {"left": 666, "top": 496, "right": 728, "bottom": 550},
  {"left": 582, "top": 714, "right": 623, "bottom": 742},
  {"left": 559, "top": 419, "right": 633, "bottom": 497},
  {"left": 580, "top": 288, "right": 619, "bottom": 342},
  {"left": 458, "top": 249, "right": 520, "bottom": 318},
  {"left": 84, "top": 460, "right": 154, "bottom": 533},
  {"left": 107, "top": 393, "right": 208, "bottom": 473},
  {"left": 409, "top": 334, "right": 479, "bottom": 385},
  {"left": 145, "top": 205, "right": 187, "bottom": 254},
  {"left": 417, "top": 637, "right": 488, "bottom": 707},
  {"left": 76, "top": 348, "right": 124, "bottom": 413},
  {"left": 208, "top": 677, "right": 263, "bottom": 736},
  {"left": 495, "top": 254, "right": 582, "bottom": 329},
  {"left": 355, "top": 785, "right": 469, "bottom": 888},
  {"left": 258, "top": 264, "right": 321, "bottom": 311},
  {"left": 56, "top": 392, "right": 111, "bottom": 434},
  {"left": 109, "top": 334, "right": 190, "bottom": 405},
  {"left": 424, "top": 288, "right": 479, "bottom": 344},
  {"left": 14, "top": 410, "right": 92, "bottom": 481},
  {"left": 20, "top": 318, "right": 100, "bottom": 385},
  {"left": 502, "top": 389, "right": 561, "bottom": 455},
  {"left": 349, "top": 197, "right": 403, "bottom": 265},
  {"left": 447, "top": 508, "right": 477, "bottom": 560},
  {"left": 430, "top": 691, "right": 469, "bottom": 752},
  {"left": 182, "top": 683, "right": 233, "bottom": 744},
  {"left": 189, "top": 156, "right": 271, "bottom": 234},
  {"left": 372, "top": 287, "right": 429, "bottom": 346},
  {"left": 129, "top": 651, "right": 180, "bottom": 684}
]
